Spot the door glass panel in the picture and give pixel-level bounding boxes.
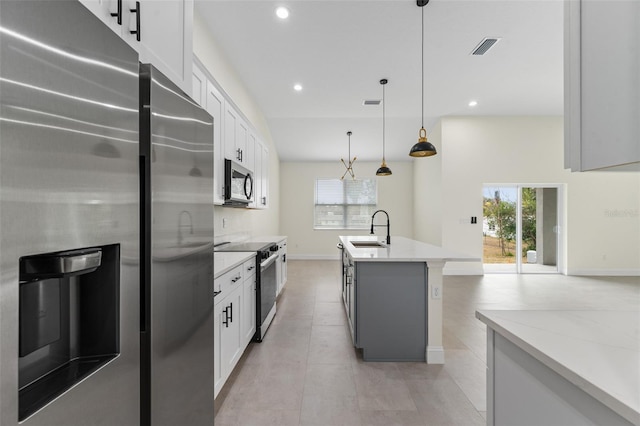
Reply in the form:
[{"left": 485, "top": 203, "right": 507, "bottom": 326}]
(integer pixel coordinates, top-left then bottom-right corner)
[
  {"left": 483, "top": 186, "right": 517, "bottom": 273},
  {"left": 520, "top": 187, "right": 559, "bottom": 273}
]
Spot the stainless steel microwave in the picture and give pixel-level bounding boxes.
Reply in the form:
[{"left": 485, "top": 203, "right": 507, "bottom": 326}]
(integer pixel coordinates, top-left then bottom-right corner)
[{"left": 224, "top": 159, "right": 253, "bottom": 207}]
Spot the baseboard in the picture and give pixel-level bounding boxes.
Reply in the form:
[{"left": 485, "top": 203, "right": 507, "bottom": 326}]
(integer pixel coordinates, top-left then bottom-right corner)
[
  {"left": 567, "top": 268, "right": 640, "bottom": 276},
  {"left": 426, "top": 346, "right": 445, "bottom": 364},
  {"left": 288, "top": 254, "right": 340, "bottom": 261},
  {"left": 443, "top": 262, "right": 484, "bottom": 276}
]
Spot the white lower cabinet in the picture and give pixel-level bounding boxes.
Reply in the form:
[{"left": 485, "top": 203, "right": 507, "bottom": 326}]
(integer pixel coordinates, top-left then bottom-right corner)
[
  {"left": 276, "top": 239, "right": 287, "bottom": 295},
  {"left": 219, "top": 283, "right": 242, "bottom": 382},
  {"left": 214, "top": 258, "right": 256, "bottom": 398},
  {"left": 242, "top": 260, "right": 257, "bottom": 347}
]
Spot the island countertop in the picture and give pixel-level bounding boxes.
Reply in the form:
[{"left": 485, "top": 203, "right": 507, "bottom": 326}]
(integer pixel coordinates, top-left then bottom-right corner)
[
  {"left": 339, "top": 235, "right": 479, "bottom": 263},
  {"left": 476, "top": 310, "right": 640, "bottom": 425}
]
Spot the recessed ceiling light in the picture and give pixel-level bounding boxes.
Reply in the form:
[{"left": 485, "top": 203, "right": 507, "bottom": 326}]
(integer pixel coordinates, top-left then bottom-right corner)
[
  {"left": 468, "top": 100, "right": 478, "bottom": 107},
  {"left": 293, "top": 83, "right": 302, "bottom": 92},
  {"left": 275, "top": 6, "right": 290, "bottom": 19}
]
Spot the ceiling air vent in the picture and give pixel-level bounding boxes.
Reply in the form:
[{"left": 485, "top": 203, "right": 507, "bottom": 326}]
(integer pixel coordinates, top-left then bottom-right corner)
[
  {"left": 471, "top": 37, "right": 501, "bottom": 55},
  {"left": 362, "top": 99, "right": 381, "bottom": 106}
]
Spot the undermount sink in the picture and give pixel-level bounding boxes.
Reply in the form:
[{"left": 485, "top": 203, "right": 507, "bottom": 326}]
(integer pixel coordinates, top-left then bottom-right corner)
[{"left": 350, "top": 241, "right": 385, "bottom": 248}]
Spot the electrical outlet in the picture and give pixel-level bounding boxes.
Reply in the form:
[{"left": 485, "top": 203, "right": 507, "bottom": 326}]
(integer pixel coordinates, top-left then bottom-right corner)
[
  {"left": 432, "top": 285, "right": 441, "bottom": 299},
  {"left": 222, "top": 218, "right": 227, "bottom": 228}
]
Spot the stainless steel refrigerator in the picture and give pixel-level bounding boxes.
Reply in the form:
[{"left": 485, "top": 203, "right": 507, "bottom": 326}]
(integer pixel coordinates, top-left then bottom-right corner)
[
  {"left": 139, "top": 63, "right": 214, "bottom": 426},
  {"left": 0, "top": 2, "right": 215, "bottom": 425},
  {"left": 0, "top": 1, "right": 140, "bottom": 424}
]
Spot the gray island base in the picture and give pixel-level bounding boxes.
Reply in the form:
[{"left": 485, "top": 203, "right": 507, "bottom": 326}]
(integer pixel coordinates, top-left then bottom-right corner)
[
  {"left": 356, "top": 262, "right": 426, "bottom": 361},
  {"left": 339, "top": 236, "right": 478, "bottom": 363}
]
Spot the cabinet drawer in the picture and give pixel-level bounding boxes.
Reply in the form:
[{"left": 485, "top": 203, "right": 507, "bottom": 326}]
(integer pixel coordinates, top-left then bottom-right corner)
[
  {"left": 243, "top": 258, "right": 257, "bottom": 279},
  {"left": 216, "top": 265, "right": 243, "bottom": 297}
]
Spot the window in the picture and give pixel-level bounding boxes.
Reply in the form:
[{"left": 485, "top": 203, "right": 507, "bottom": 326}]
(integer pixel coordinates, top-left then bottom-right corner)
[{"left": 314, "top": 178, "right": 377, "bottom": 229}]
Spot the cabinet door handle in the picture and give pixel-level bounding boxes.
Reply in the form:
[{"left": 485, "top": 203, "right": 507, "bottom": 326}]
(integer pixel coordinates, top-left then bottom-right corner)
[
  {"left": 222, "top": 307, "right": 229, "bottom": 327},
  {"left": 110, "top": 0, "right": 122, "bottom": 25},
  {"left": 228, "top": 302, "right": 233, "bottom": 322},
  {"left": 130, "top": 1, "right": 140, "bottom": 41},
  {"left": 247, "top": 266, "right": 255, "bottom": 271}
]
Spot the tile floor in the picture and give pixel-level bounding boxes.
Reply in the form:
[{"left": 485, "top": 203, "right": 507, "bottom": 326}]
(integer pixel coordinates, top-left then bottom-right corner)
[{"left": 214, "top": 260, "right": 640, "bottom": 426}]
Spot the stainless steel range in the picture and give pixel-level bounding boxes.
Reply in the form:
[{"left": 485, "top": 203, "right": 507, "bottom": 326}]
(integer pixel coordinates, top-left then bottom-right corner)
[{"left": 214, "top": 242, "right": 278, "bottom": 341}]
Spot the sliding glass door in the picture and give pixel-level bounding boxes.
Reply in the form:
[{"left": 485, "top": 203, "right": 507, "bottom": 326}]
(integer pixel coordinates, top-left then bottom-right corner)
[{"left": 483, "top": 185, "right": 562, "bottom": 274}]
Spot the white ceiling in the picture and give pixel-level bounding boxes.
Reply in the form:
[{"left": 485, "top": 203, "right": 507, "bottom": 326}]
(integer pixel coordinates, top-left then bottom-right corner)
[{"left": 196, "top": 0, "right": 564, "bottom": 162}]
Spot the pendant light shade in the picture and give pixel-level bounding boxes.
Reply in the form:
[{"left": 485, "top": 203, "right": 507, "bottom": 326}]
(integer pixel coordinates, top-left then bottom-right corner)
[
  {"left": 340, "top": 131, "right": 357, "bottom": 180},
  {"left": 376, "top": 78, "right": 392, "bottom": 176},
  {"left": 409, "top": 0, "right": 437, "bottom": 158}
]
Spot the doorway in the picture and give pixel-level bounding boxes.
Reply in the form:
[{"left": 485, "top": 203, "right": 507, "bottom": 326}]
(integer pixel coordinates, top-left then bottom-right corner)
[{"left": 483, "top": 185, "right": 562, "bottom": 274}]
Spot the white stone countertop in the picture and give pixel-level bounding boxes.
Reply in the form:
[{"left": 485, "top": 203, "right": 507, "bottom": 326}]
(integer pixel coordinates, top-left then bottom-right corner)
[
  {"left": 339, "top": 235, "right": 479, "bottom": 263},
  {"left": 214, "top": 251, "right": 255, "bottom": 279},
  {"left": 475, "top": 310, "right": 640, "bottom": 425},
  {"left": 249, "top": 235, "right": 287, "bottom": 243}
]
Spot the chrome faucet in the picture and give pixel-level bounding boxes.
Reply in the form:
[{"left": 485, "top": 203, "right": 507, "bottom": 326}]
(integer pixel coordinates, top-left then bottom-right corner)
[
  {"left": 370, "top": 209, "right": 390, "bottom": 245},
  {"left": 178, "top": 210, "right": 193, "bottom": 245}
]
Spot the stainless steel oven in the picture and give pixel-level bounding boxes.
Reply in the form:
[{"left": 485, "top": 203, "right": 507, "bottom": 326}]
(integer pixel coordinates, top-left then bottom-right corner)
[{"left": 258, "top": 250, "right": 278, "bottom": 341}]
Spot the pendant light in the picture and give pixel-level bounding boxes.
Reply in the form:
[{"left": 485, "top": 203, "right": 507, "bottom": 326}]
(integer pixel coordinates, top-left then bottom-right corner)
[
  {"left": 376, "top": 79, "right": 392, "bottom": 176},
  {"left": 340, "top": 131, "right": 357, "bottom": 180},
  {"left": 409, "top": 0, "right": 437, "bottom": 158}
]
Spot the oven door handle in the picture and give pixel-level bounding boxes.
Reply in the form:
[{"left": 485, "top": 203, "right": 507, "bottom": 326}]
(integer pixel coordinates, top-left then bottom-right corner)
[{"left": 260, "top": 253, "right": 278, "bottom": 270}]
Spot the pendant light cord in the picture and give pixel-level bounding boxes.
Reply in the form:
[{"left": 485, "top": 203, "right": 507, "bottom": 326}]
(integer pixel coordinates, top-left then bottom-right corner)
[
  {"left": 382, "top": 83, "right": 386, "bottom": 160},
  {"left": 421, "top": 5, "right": 424, "bottom": 129}
]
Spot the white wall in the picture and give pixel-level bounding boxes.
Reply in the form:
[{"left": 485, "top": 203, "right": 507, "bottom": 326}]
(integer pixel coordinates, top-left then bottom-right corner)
[
  {"left": 280, "top": 161, "right": 414, "bottom": 258},
  {"left": 192, "top": 13, "right": 280, "bottom": 241},
  {"left": 414, "top": 116, "right": 640, "bottom": 275},
  {"left": 413, "top": 122, "right": 443, "bottom": 246}
]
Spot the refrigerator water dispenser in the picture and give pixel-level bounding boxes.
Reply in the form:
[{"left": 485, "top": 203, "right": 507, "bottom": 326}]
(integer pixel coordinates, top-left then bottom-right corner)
[{"left": 18, "top": 245, "right": 120, "bottom": 421}]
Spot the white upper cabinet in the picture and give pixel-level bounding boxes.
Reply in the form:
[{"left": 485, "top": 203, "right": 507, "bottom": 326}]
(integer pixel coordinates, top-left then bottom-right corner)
[
  {"left": 260, "top": 142, "right": 269, "bottom": 209},
  {"left": 564, "top": 0, "right": 640, "bottom": 171},
  {"left": 205, "top": 80, "right": 226, "bottom": 205},
  {"left": 224, "top": 103, "right": 250, "bottom": 169},
  {"left": 79, "top": 0, "right": 193, "bottom": 94},
  {"left": 253, "top": 140, "right": 263, "bottom": 210},
  {"left": 192, "top": 61, "right": 207, "bottom": 106},
  {"left": 253, "top": 140, "right": 269, "bottom": 209},
  {"left": 246, "top": 132, "right": 257, "bottom": 208}
]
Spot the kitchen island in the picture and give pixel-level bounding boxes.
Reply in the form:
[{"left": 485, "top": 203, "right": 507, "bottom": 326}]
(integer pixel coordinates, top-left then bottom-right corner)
[
  {"left": 476, "top": 310, "right": 639, "bottom": 426},
  {"left": 339, "top": 235, "right": 478, "bottom": 363}
]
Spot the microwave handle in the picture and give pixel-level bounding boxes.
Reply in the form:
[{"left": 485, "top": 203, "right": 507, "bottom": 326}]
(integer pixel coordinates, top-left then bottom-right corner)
[{"left": 244, "top": 173, "right": 253, "bottom": 200}]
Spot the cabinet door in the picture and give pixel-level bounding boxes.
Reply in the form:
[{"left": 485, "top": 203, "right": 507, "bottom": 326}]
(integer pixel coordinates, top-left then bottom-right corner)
[
  {"left": 246, "top": 131, "right": 256, "bottom": 174},
  {"left": 236, "top": 118, "right": 248, "bottom": 166},
  {"left": 260, "top": 143, "right": 269, "bottom": 208},
  {"left": 565, "top": 0, "right": 640, "bottom": 171},
  {"left": 281, "top": 241, "right": 287, "bottom": 287},
  {"left": 220, "top": 284, "right": 243, "bottom": 380},
  {"left": 246, "top": 134, "right": 256, "bottom": 208},
  {"left": 192, "top": 62, "right": 206, "bottom": 106},
  {"left": 242, "top": 275, "right": 256, "bottom": 346},
  {"left": 134, "top": 0, "right": 193, "bottom": 94},
  {"left": 254, "top": 140, "right": 263, "bottom": 209},
  {"left": 224, "top": 103, "right": 239, "bottom": 162},
  {"left": 213, "top": 301, "right": 223, "bottom": 398},
  {"left": 206, "top": 80, "right": 225, "bottom": 205},
  {"left": 79, "top": 0, "right": 124, "bottom": 36}
]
